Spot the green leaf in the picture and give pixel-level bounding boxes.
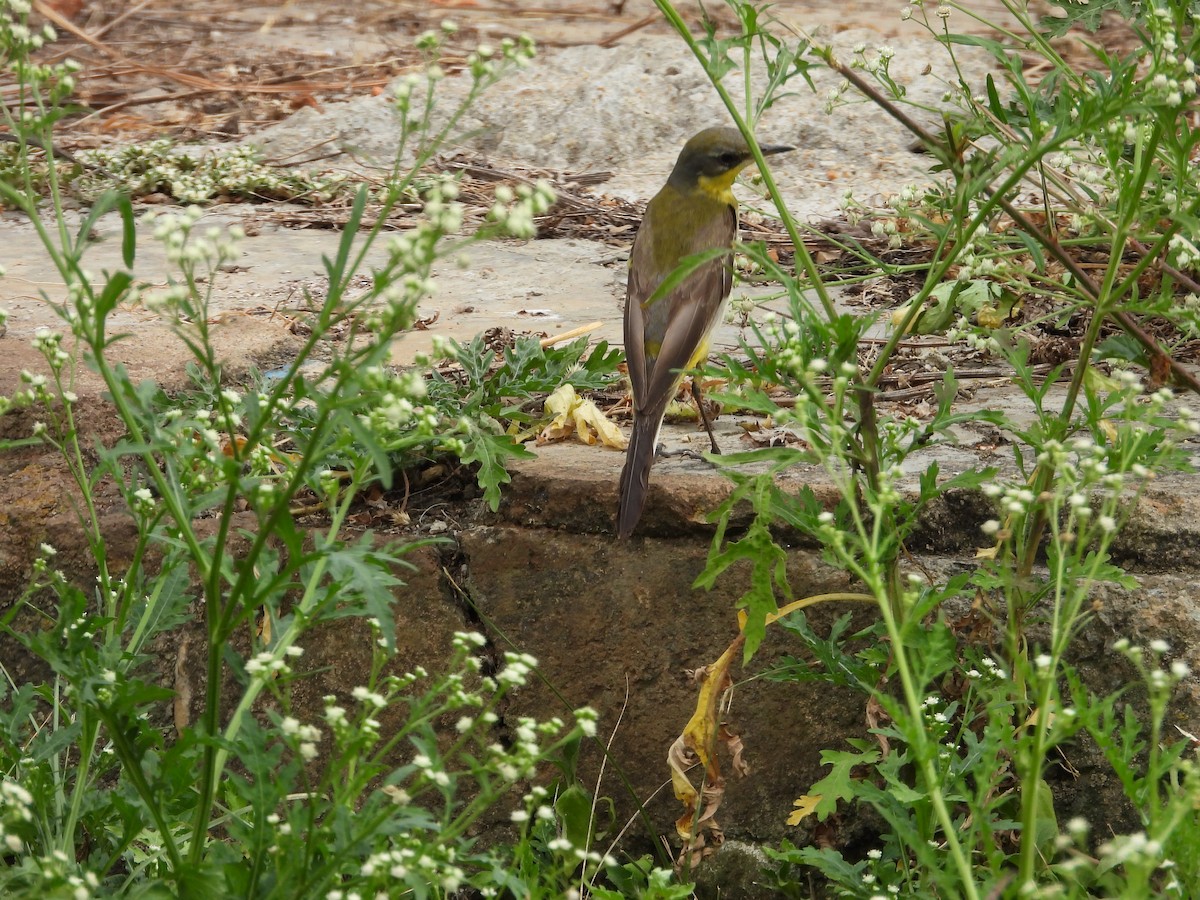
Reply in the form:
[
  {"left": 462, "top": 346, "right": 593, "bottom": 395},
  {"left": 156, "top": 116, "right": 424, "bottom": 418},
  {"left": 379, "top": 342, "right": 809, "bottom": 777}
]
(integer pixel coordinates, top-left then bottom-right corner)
[
  {"left": 72, "top": 189, "right": 122, "bottom": 260},
  {"left": 118, "top": 192, "right": 137, "bottom": 268},
  {"left": 938, "top": 33, "right": 1006, "bottom": 53},
  {"left": 460, "top": 419, "right": 534, "bottom": 511},
  {"left": 764, "top": 842, "right": 866, "bottom": 885},
  {"left": 806, "top": 745, "right": 881, "bottom": 821},
  {"left": 324, "top": 185, "right": 369, "bottom": 292},
  {"left": 1030, "top": 777, "right": 1060, "bottom": 857},
  {"left": 322, "top": 533, "right": 416, "bottom": 652},
  {"left": 642, "top": 247, "right": 730, "bottom": 311},
  {"left": 693, "top": 476, "right": 789, "bottom": 660},
  {"left": 174, "top": 861, "right": 226, "bottom": 900},
  {"left": 344, "top": 406, "right": 396, "bottom": 490},
  {"left": 1093, "top": 333, "right": 1145, "bottom": 365},
  {"left": 555, "top": 784, "right": 593, "bottom": 850},
  {"left": 95, "top": 270, "right": 134, "bottom": 322},
  {"left": 1015, "top": 229, "right": 1047, "bottom": 273},
  {"left": 985, "top": 73, "right": 1004, "bottom": 120}
]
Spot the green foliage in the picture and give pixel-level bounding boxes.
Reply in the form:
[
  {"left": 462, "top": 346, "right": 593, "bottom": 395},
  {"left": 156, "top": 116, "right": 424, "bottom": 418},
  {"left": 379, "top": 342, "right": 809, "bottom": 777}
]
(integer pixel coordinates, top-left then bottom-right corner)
[
  {"left": 0, "top": 9, "right": 643, "bottom": 900},
  {"left": 594, "top": 858, "right": 697, "bottom": 900},
  {"left": 654, "top": 0, "right": 1200, "bottom": 895},
  {"left": 422, "top": 334, "right": 621, "bottom": 509},
  {"left": 764, "top": 611, "right": 882, "bottom": 693}
]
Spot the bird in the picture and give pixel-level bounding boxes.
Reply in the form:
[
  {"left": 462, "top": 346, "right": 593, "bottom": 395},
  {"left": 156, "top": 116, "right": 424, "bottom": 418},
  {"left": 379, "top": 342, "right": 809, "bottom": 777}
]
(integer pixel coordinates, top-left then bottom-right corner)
[{"left": 615, "top": 126, "right": 794, "bottom": 540}]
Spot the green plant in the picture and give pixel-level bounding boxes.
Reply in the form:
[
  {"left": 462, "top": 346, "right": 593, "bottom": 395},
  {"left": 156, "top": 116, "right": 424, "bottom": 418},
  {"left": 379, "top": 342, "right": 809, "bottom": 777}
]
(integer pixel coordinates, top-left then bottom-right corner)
[
  {"left": 0, "top": 7, "right": 631, "bottom": 898},
  {"left": 423, "top": 332, "right": 622, "bottom": 508},
  {"left": 653, "top": 0, "right": 1200, "bottom": 895}
]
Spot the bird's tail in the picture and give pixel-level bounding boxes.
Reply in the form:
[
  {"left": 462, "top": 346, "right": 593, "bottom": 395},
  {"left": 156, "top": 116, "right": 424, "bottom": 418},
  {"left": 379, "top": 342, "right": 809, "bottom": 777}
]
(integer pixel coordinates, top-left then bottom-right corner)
[{"left": 616, "top": 414, "right": 663, "bottom": 540}]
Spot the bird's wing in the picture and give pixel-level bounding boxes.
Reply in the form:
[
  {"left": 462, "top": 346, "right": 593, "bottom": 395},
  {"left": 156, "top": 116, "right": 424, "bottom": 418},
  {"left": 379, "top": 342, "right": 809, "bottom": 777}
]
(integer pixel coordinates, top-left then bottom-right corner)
[
  {"left": 624, "top": 244, "right": 650, "bottom": 405},
  {"left": 626, "top": 197, "right": 735, "bottom": 413}
]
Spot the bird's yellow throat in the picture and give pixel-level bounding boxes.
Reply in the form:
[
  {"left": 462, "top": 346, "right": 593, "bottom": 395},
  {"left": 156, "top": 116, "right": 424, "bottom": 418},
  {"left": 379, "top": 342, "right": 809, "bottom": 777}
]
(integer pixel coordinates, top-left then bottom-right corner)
[{"left": 696, "top": 161, "right": 752, "bottom": 205}]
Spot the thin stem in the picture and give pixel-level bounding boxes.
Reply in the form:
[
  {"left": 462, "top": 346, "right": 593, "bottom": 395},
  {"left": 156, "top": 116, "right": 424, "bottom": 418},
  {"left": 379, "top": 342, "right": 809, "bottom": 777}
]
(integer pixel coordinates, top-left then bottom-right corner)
[{"left": 651, "top": 0, "right": 838, "bottom": 323}]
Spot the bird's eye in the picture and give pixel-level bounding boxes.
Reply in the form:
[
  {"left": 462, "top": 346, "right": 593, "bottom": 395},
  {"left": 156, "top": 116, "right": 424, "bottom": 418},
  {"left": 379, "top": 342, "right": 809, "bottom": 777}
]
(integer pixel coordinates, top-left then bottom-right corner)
[{"left": 718, "top": 150, "right": 742, "bottom": 167}]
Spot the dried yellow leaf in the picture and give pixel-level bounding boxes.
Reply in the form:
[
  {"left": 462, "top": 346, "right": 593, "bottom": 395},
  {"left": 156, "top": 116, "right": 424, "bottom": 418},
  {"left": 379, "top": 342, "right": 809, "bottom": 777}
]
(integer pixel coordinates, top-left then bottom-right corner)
[
  {"left": 787, "top": 795, "right": 822, "bottom": 826},
  {"left": 669, "top": 634, "right": 744, "bottom": 848},
  {"left": 538, "top": 384, "right": 628, "bottom": 449}
]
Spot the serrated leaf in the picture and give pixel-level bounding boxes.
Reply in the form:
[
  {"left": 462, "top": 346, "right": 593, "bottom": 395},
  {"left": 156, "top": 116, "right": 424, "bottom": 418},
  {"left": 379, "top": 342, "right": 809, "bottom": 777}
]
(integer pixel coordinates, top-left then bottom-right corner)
[
  {"left": 322, "top": 533, "right": 413, "bottom": 652},
  {"left": 1093, "top": 333, "right": 1146, "bottom": 365},
  {"left": 461, "top": 419, "right": 534, "bottom": 511},
  {"left": 804, "top": 745, "right": 880, "bottom": 821}
]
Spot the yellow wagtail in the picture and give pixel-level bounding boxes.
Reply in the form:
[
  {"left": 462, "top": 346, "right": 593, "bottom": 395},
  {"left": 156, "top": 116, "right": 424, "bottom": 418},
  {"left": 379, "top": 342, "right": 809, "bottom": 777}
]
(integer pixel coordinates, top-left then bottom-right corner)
[{"left": 616, "top": 126, "right": 793, "bottom": 539}]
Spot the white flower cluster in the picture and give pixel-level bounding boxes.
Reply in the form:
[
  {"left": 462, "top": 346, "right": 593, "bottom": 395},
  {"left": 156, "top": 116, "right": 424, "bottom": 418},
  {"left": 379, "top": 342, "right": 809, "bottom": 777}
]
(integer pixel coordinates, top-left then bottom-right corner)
[
  {"left": 979, "top": 386, "right": 1191, "bottom": 546},
  {"left": 355, "top": 365, "right": 436, "bottom": 443},
  {"left": 137, "top": 209, "right": 246, "bottom": 328},
  {"left": 757, "top": 311, "right": 824, "bottom": 380},
  {"left": 520, "top": 782, "right": 615, "bottom": 868},
  {"left": 146, "top": 206, "right": 244, "bottom": 269},
  {"left": 1144, "top": 7, "right": 1199, "bottom": 110},
  {"left": 1168, "top": 233, "right": 1200, "bottom": 270},
  {"left": 245, "top": 645, "right": 303, "bottom": 679},
  {"left": 860, "top": 845, "right": 903, "bottom": 896},
  {"left": 452, "top": 630, "right": 487, "bottom": 651},
  {"left": 1113, "top": 637, "right": 1192, "bottom": 686},
  {"left": 2, "top": 1, "right": 81, "bottom": 108},
  {"left": 487, "top": 180, "right": 556, "bottom": 240},
  {"left": 279, "top": 714, "right": 322, "bottom": 761},
  {"left": 495, "top": 650, "right": 537, "bottom": 688},
  {"left": 0, "top": 343, "right": 75, "bottom": 419},
  {"left": 1095, "top": 830, "right": 1166, "bottom": 872},
  {"left": 839, "top": 188, "right": 867, "bottom": 226},
  {"left": 361, "top": 176, "right": 469, "bottom": 335},
  {"left": 1174, "top": 292, "right": 1200, "bottom": 339},
  {"left": 0, "top": 777, "right": 101, "bottom": 900},
  {"left": 823, "top": 78, "right": 851, "bottom": 115},
  {"left": 0, "top": 777, "right": 33, "bottom": 854},
  {"left": 486, "top": 714, "right": 555, "bottom": 782},
  {"left": 359, "top": 839, "right": 467, "bottom": 894},
  {"left": 870, "top": 216, "right": 904, "bottom": 250},
  {"left": 848, "top": 42, "right": 896, "bottom": 78},
  {"left": 392, "top": 25, "right": 535, "bottom": 149},
  {"left": 965, "top": 655, "right": 1007, "bottom": 681},
  {"left": 1, "top": 4, "right": 54, "bottom": 52},
  {"left": 469, "top": 34, "right": 537, "bottom": 79}
]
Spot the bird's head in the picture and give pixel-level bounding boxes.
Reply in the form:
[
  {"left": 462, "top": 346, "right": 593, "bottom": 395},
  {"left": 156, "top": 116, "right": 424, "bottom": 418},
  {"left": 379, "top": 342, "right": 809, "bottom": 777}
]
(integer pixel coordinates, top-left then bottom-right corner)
[{"left": 667, "top": 126, "right": 793, "bottom": 198}]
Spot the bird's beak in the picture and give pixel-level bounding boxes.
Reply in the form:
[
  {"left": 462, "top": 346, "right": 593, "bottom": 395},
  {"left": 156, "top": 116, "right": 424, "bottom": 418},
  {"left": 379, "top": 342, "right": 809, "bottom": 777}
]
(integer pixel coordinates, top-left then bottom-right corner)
[{"left": 760, "top": 143, "right": 795, "bottom": 156}]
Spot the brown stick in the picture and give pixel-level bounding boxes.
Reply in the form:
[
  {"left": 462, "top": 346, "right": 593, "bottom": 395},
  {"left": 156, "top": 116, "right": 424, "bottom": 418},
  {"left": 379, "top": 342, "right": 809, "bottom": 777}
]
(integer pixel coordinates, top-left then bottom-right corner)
[{"left": 823, "top": 49, "right": 1200, "bottom": 397}]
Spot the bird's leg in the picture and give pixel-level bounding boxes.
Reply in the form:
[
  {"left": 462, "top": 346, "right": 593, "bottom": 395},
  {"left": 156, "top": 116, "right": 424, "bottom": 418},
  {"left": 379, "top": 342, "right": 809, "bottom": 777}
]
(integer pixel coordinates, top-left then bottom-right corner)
[
  {"left": 655, "top": 442, "right": 701, "bottom": 460},
  {"left": 690, "top": 379, "right": 722, "bottom": 455}
]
